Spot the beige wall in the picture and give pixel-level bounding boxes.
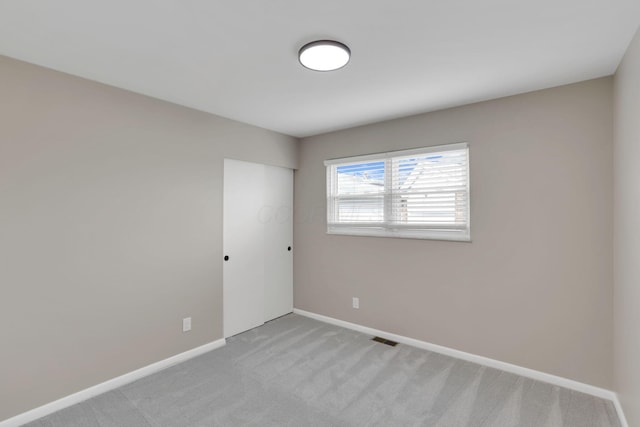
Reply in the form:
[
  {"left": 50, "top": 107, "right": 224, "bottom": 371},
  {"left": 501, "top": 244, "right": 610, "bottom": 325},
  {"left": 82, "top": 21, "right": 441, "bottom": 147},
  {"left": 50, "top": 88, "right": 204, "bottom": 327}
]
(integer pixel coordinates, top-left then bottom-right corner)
[
  {"left": 0, "top": 55, "right": 297, "bottom": 421},
  {"left": 614, "top": 27, "right": 640, "bottom": 426},
  {"left": 294, "top": 78, "right": 613, "bottom": 388}
]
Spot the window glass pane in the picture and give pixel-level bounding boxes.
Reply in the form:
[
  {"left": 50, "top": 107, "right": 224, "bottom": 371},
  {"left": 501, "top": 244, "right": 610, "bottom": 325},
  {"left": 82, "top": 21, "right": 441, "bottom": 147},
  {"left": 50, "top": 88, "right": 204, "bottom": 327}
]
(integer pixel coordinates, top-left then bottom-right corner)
[
  {"left": 336, "top": 161, "right": 385, "bottom": 195},
  {"left": 336, "top": 196, "right": 384, "bottom": 223},
  {"left": 392, "top": 151, "right": 467, "bottom": 227}
]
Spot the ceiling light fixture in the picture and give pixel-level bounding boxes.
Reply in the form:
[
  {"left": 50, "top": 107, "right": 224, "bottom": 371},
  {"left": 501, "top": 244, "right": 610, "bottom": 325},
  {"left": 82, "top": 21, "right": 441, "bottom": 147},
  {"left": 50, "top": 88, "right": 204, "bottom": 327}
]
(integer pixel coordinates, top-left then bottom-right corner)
[{"left": 298, "top": 40, "right": 350, "bottom": 72}]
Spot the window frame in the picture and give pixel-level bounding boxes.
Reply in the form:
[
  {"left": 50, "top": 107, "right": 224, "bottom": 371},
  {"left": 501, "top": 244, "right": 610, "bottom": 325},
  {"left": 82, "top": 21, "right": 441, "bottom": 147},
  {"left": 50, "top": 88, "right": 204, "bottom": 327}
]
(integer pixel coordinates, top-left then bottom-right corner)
[{"left": 324, "top": 142, "right": 471, "bottom": 242}]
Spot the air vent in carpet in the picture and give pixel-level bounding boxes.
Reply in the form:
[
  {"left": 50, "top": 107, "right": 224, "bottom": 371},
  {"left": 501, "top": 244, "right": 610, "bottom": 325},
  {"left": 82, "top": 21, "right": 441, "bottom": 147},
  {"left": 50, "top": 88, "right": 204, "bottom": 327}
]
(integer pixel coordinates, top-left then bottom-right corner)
[{"left": 372, "top": 336, "right": 398, "bottom": 347}]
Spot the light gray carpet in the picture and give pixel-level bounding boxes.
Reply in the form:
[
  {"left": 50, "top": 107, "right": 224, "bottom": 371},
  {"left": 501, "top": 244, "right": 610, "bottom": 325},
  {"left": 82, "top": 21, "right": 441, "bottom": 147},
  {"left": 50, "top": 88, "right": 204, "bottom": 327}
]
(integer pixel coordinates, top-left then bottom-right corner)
[{"left": 25, "top": 314, "right": 620, "bottom": 426}]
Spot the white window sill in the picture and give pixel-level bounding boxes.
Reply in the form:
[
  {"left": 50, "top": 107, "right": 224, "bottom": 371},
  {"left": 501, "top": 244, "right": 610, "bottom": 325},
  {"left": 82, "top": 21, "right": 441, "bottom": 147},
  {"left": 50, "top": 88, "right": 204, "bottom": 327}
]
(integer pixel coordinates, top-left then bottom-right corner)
[{"left": 326, "top": 227, "right": 471, "bottom": 242}]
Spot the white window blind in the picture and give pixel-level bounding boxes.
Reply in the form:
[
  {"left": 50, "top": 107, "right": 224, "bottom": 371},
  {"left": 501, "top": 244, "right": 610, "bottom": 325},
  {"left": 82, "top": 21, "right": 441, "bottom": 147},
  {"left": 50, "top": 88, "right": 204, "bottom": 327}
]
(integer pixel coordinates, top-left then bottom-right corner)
[{"left": 325, "top": 143, "right": 470, "bottom": 241}]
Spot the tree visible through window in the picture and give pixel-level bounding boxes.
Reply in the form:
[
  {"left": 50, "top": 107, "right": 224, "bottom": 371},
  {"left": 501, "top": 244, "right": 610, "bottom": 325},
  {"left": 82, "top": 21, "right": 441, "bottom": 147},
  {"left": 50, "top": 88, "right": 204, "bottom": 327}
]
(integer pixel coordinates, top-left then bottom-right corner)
[{"left": 325, "top": 143, "right": 470, "bottom": 241}]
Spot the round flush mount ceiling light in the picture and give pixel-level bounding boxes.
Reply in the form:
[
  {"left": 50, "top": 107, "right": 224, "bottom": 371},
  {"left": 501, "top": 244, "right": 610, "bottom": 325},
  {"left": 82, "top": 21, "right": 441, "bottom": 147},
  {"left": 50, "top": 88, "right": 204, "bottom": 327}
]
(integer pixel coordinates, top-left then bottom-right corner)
[{"left": 298, "top": 40, "right": 350, "bottom": 71}]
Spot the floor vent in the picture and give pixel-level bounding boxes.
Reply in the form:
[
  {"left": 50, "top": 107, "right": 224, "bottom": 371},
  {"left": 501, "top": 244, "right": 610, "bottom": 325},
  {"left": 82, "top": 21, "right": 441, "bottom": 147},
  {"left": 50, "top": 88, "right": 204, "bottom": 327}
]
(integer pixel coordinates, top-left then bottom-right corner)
[{"left": 372, "top": 336, "right": 398, "bottom": 347}]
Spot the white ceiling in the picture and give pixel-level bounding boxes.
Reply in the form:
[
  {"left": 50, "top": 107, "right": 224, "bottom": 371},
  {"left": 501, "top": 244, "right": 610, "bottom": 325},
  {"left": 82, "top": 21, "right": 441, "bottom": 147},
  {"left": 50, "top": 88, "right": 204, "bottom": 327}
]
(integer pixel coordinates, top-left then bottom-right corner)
[{"left": 1, "top": 1, "right": 639, "bottom": 137}]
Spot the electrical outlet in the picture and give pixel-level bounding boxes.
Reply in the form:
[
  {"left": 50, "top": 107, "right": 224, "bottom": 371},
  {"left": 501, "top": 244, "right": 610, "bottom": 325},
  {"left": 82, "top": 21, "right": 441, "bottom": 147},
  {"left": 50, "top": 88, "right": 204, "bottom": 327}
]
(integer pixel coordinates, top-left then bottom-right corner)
[
  {"left": 182, "top": 317, "right": 192, "bottom": 332},
  {"left": 352, "top": 297, "right": 360, "bottom": 309}
]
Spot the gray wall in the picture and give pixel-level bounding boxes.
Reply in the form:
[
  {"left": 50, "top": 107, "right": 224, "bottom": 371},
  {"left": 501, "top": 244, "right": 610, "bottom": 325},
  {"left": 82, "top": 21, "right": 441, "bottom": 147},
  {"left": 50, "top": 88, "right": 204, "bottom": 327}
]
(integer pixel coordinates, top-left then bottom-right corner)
[
  {"left": 0, "top": 55, "right": 297, "bottom": 421},
  {"left": 294, "top": 78, "right": 613, "bottom": 388},
  {"left": 614, "top": 27, "right": 640, "bottom": 427}
]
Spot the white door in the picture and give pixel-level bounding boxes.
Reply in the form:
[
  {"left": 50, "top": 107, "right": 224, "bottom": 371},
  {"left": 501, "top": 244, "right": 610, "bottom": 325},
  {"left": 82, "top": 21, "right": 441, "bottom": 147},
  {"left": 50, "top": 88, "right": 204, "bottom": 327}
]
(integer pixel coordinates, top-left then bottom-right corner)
[
  {"left": 223, "top": 159, "right": 293, "bottom": 338},
  {"left": 263, "top": 166, "right": 293, "bottom": 322},
  {"left": 223, "top": 159, "right": 266, "bottom": 337}
]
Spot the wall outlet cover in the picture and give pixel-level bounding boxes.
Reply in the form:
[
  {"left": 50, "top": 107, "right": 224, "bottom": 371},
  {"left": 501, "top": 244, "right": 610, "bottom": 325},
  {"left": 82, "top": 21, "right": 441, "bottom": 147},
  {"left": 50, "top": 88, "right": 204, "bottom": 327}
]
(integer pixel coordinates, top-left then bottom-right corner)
[{"left": 183, "top": 317, "right": 192, "bottom": 332}]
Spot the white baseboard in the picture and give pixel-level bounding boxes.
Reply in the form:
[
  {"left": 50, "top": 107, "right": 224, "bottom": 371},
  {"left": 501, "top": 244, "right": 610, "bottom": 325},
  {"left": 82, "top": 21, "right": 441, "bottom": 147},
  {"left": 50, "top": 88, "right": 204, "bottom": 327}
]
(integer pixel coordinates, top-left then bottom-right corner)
[
  {"left": 293, "top": 308, "right": 628, "bottom": 426},
  {"left": 0, "top": 339, "right": 226, "bottom": 427},
  {"left": 612, "top": 395, "right": 630, "bottom": 427}
]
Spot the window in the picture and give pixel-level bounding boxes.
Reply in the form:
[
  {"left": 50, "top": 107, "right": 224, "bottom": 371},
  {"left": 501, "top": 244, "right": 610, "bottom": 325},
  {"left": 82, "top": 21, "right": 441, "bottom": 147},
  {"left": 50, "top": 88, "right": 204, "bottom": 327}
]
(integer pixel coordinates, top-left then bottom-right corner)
[{"left": 325, "top": 143, "right": 470, "bottom": 241}]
